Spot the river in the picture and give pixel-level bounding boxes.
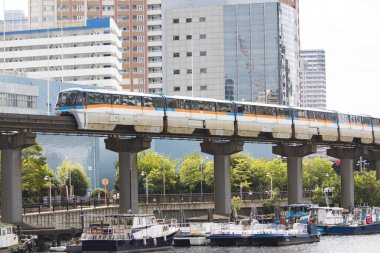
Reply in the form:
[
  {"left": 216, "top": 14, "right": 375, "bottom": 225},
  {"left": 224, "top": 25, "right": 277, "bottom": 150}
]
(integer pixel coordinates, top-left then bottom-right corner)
[{"left": 164, "top": 234, "right": 380, "bottom": 253}]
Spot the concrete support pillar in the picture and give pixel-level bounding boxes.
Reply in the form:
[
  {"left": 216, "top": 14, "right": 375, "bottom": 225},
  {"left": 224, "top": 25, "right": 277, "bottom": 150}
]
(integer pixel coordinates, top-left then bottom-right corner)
[
  {"left": 273, "top": 144, "right": 316, "bottom": 205},
  {"left": 105, "top": 137, "right": 151, "bottom": 214},
  {"left": 200, "top": 141, "right": 244, "bottom": 216},
  {"left": 0, "top": 132, "right": 36, "bottom": 224},
  {"left": 366, "top": 150, "right": 380, "bottom": 180},
  {"left": 327, "top": 147, "right": 363, "bottom": 210}
]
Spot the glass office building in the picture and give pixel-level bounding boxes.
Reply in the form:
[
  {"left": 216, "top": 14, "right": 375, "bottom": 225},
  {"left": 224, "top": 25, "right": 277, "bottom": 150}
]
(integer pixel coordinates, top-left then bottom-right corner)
[{"left": 164, "top": 0, "right": 300, "bottom": 105}]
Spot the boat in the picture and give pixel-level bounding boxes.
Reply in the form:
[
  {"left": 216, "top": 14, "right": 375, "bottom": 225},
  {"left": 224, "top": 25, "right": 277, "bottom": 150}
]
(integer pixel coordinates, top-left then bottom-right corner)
[
  {"left": 326, "top": 206, "right": 380, "bottom": 235},
  {"left": 207, "top": 218, "right": 258, "bottom": 247},
  {"left": 79, "top": 214, "right": 178, "bottom": 252},
  {"left": 247, "top": 223, "right": 320, "bottom": 246},
  {"left": 173, "top": 222, "right": 213, "bottom": 247},
  {"left": 0, "top": 223, "right": 35, "bottom": 253},
  {"left": 309, "top": 206, "right": 344, "bottom": 235}
]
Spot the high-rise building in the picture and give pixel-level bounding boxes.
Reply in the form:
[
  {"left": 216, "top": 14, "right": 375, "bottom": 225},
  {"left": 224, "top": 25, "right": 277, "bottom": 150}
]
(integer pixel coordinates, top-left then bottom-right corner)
[
  {"left": 163, "top": 0, "right": 300, "bottom": 105},
  {"left": 0, "top": 18, "right": 122, "bottom": 90},
  {"left": 1, "top": 10, "right": 29, "bottom": 31},
  {"left": 300, "top": 50, "right": 326, "bottom": 109},
  {"left": 28, "top": 0, "right": 153, "bottom": 92}
]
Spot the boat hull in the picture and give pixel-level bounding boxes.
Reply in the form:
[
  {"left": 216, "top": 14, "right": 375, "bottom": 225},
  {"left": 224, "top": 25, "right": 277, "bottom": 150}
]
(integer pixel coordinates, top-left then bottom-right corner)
[
  {"left": 249, "top": 234, "right": 320, "bottom": 246},
  {"left": 208, "top": 234, "right": 238, "bottom": 247},
  {"left": 327, "top": 222, "right": 380, "bottom": 235},
  {"left": 81, "top": 231, "right": 176, "bottom": 252},
  {"left": 173, "top": 235, "right": 209, "bottom": 247}
]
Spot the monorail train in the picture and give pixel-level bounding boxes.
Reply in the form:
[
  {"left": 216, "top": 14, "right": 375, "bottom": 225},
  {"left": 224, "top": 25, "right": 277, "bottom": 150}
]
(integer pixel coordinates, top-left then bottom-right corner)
[{"left": 55, "top": 88, "right": 380, "bottom": 145}]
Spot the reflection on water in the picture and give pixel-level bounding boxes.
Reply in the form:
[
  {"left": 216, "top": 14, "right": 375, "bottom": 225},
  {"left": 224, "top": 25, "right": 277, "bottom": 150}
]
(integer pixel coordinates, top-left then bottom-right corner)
[{"left": 166, "top": 234, "right": 380, "bottom": 253}]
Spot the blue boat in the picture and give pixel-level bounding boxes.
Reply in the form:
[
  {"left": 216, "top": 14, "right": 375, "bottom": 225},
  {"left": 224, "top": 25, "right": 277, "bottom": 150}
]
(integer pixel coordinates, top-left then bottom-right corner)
[{"left": 326, "top": 206, "right": 380, "bottom": 235}]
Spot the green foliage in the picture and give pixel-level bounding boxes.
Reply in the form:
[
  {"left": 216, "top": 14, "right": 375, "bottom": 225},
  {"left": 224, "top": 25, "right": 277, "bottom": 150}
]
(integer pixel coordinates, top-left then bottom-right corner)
[
  {"left": 91, "top": 188, "right": 107, "bottom": 198},
  {"left": 21, "top": 143, "right": 54, "bottom": 200},
  {"left": 263, "top": 188, "right": 281, "bottom": 214},
  {"left": 354, "top": 170, "right": 380, "bottom": 206},
  {"left": 56, "top": 159, "right": 90, "bottom": 197},
  {"left": 231, "top": 196, "right": 242, "bottom": 211},
  {"left": 303, "top": 157, "right": 335, "bottom": 190},
  {"left": 312, "top": 186, "right": 326, "bottom": 206},
  {"left": 178, "top": 152, "right": 204, "bottom": 193}
]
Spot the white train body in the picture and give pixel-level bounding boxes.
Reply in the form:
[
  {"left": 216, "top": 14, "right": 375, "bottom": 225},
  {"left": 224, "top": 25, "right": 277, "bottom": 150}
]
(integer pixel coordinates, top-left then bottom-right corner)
[{"left": 55, "top": 88, "right": 380, "bottom": 145}]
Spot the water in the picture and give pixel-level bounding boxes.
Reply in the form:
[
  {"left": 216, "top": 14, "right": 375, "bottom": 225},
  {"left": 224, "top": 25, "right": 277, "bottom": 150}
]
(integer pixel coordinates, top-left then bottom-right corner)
[{"left": 163, "top": 234, "right": 380, "bottom": 253}]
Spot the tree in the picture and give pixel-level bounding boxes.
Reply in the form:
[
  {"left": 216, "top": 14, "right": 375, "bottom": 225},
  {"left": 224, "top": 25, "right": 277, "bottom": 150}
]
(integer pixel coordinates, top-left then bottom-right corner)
[
  {"left": 303, "top": 157, "right": 336, "bottom": 190},
  {"left": 354, "top": 170, "right": 380, "bottom": 206},
  {"left": 21, "top": 143, "right": 54, "bottom": 201},
  {"left": 231, "top": 153, "right": 252, "bottom": 192},
  {"left": 178, "top": 153, "right": 203, "bottom": 193},
  {"left": 57, "top": 159, "right": 90, "bottom": 197}
]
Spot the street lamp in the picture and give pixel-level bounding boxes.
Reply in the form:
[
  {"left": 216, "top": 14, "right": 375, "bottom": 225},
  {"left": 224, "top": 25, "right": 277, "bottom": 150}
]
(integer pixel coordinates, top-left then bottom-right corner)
[
  {"left": 266, "top": 173, "right": 273, "bottom": 198},
  {"left": 141, "top": 171, "right": 148, "bottom": 204},
  {"left": 44, "top": 176, "right": 52, "bottom": 209}
]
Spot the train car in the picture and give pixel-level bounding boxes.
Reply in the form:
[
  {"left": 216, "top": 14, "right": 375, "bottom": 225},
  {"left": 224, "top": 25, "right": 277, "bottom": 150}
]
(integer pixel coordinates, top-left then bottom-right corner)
[
  {"left": 291, "top": 107, "right": 338, "bottom": 141},
  {"left": 373, "top": 117, "right": 380, "bottom": 145},
  {"left": 337, "top": 113, "right": 373, "bottom": 144},
  {"left": 234, "top": 102, "right": 292, "bottom": 139},
  {"left": 55, "top": 88, "right": 165, "bottom": 133},
  {"left": 164, "top": 95, "right": 234, "bottom": 136}
]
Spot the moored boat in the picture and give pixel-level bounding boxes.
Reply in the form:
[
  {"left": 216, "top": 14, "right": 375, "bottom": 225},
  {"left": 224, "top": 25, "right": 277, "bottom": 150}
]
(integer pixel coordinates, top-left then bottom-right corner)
[
  {"left": 247, "top": 223, "right": 320, "bottom": 246},
  {"left": 173, "top": 222, "right": 213, "bottom": 247},
  {"left": 326, "top": 206, "right": 380, "bottom": 235},
  {"left": 79, "top": 214, "right": 178, "bottom": 252},
  {"left": 309, "top": 206, "right": 344, "bottom": 235}
]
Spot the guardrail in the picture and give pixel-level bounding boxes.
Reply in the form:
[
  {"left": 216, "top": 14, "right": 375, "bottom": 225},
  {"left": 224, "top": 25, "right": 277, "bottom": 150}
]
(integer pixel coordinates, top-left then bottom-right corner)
[{"left": 19, "top": 190, "right": 312, "bottom": 215}]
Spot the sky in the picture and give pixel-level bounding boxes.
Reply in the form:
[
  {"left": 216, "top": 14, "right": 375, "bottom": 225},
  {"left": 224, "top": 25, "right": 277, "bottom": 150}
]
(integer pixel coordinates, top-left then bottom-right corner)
[{"left": 1, "top": 0, "right": 380, "bottom": 117}]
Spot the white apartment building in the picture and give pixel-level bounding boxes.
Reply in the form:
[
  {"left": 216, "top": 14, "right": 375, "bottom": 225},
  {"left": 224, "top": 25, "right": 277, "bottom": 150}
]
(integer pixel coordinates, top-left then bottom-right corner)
[
  {"left": 29, "top": 0, "right": 57, "bottom": 28},
  {"left": 147, "top": 0, "right": 163, "bottom": 94},
  {"left": 0, "top": 18, "right": 122, "bottom": 90},
  {"left": 300, "top": 50, "right": 326, "bottom": 109}
]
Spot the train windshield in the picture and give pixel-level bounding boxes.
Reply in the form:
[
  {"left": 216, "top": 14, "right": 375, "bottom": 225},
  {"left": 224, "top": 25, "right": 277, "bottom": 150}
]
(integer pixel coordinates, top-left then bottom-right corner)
[{"left": 57, "top": 91, "right": 84, "bottom": 107}]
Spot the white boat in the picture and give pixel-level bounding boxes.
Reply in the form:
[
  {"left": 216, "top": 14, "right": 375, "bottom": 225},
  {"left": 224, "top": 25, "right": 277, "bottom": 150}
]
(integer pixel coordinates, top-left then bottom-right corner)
[
  {"left": 173, "top": 222, "right": 214, "bottom": 246},
  {"left": 0, "top": 223, "right": 25, "bottom": 252},
  {"left": 79, "top": 214, "right": 178, "bottom": 252},
  {"left": 309, "top": 206, "right": 344, "bottom": 234}
]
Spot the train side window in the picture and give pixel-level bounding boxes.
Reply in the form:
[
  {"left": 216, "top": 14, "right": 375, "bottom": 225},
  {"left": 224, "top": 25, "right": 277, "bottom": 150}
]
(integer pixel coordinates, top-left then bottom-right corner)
[
  {"left": 87, "top": 93, "right": 104, "bottom": 104},
  {"left": 308, "top": 111, "right": 324, "bottom": 120},
  {"left": 143, "top": 97, "right": 153, "bottom": 107},
  {"left": 74, "top": 92, "right": 84, "bottom": 106},
  {"left": 293, "top": 109, "right": 307, "bottom": 118},
  {"left": 325, "top": 112, "right": 337, "bottom": 122},
  {"left": 104, "top": 94, "right": 111, "bottom": 104},
  {"left": 166, "top": 98, "right": 175, "bottom": 108},
  {"left": 152, "top": 97, "right": 163, "bottom": 108},
  {"left": 338, "top": 113, "right": 349, "bottom": 123},
  {"left": 66, "top": 92, "right": 77, "bottom": 106},
  {"left": 276, "top": 108, "right": 290, "bottom": 118},
  {"left": 257, "top": 106, "right": 275, "bottom": 116},
  {"left": 362, "top": 117, "right": 371, "bottom": 126},
  {"left": 216, "top": 102, "right": 233, "bottom": 113},
  {"left": 372, "top": 118, "right": 380, "bottom": 126},
  {"left": 112, "top": 95, "right": 121, "bottom": 104},
  {"left": 349, "top": 115, "right": 362, "bottom": 124},
  {"left": 135, "top": 96, "right": 142, "bottom": 107}
]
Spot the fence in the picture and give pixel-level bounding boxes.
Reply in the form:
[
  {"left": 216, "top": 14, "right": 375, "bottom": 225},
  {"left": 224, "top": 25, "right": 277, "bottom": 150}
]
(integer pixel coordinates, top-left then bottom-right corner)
[{"left": 20, "top": 190, "right": 313, "bottom": 215}]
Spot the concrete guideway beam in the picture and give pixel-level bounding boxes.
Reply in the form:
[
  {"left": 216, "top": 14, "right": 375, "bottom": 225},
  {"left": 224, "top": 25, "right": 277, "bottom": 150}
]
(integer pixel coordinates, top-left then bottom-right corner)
[
  {"left": 0, "top": 132, "right": 36, "bottom": 224},
  {"left": 105, "top": 136, "right": 151, "bottom": 214},
  {"left": 365, "top": 149, "right": 380, "bottom": 180},
  {"left": 273, "top": 144, "right": 317, "bottom": 205},
  {"left": 327, "top": 147, "right": 364, "bottom": 211},
  {"left": 201, "top": 141, "right": 244, "bottom": 216}
]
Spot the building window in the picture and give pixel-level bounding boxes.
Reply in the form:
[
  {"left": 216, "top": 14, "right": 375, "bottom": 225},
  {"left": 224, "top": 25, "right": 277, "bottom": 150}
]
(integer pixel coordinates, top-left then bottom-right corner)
[
  {"left": 187, "top": 69, "right": 192, "bottom": 74},
  {"left": 199, "top": 17, "right": 206, "bottom": 22},
  {"left": 200, "top": 34, "right": 206, "bottom": 39},
  {"left": 200, "top": 68, "right": 207, "bottom": 74},
  {"left": 187, "top": 86, "right": 192, "bottom": 91},
  {"left": 186, "top": 52, "right": 192, "bottom": 57},
  {"left": 200, "top": 51, "right": 207, "bottom": 56},
  {"left": 200, "top": 85, "right": 207, "bottom": 91},
  {"left": 173, "top": 52, "right": 180, "bottom": 57},
  {"left": 174, "top": 69, "right": 180, "bottom": 74},
  {"left": 173, "top": 18, "right": 179, "bottom": 23},
  {"left": 186, "top": 35, "right": 192, "bottom": 40},
  {"left": 186, "top": 18, "right": 192, "bottom": 23},
  {"left": 174, "top": 86, "right": 180, "bottom": 91},
  {"left": 173, "top": 35, "right": 180, "bottom": 40}
]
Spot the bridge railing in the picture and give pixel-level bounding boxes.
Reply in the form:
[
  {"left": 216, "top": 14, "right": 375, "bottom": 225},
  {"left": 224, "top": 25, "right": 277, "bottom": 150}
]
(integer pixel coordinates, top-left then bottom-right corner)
[{"left": 18, "top": 190, "right": 312, "bottom": 215}]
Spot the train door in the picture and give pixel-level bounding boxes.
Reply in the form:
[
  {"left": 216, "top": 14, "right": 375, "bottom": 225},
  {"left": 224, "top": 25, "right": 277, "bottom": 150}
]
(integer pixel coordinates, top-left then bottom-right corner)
[
  {"left": 361, "top": 117, "right": 374, "bottom": 144},
  {"left": 373, "top": 118, "right": 380, "bottom": 144},
  {"left": 235, "top": 103, "right": 260, "bottom": 137},
  {"left": 337, "top": 113, "right": 352, "bottom": 142},
  {"left": 165, "top": 98, "right": 192, "bottom": 134},
  {"left": 292, "top": 109, "right": 310, "bottom": 140}
]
